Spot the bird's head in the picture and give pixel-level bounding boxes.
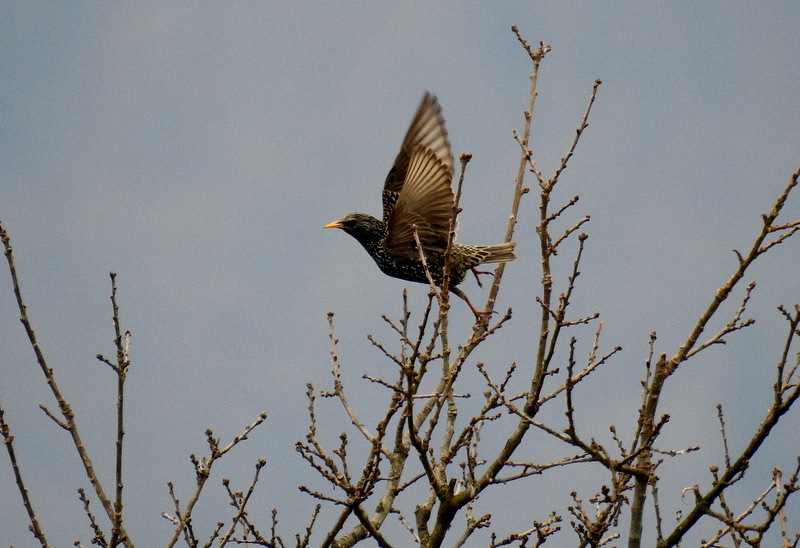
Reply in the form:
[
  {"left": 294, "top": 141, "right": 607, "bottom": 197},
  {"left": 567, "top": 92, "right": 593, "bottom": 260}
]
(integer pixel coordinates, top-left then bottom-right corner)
[{"left": 324, "top": 212, "right": 384, "bottom": 247}]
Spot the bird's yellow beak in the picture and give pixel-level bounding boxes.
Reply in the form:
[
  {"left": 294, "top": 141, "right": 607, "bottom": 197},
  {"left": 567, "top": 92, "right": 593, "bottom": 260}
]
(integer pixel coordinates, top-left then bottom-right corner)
[{"left": 324, "top": 221, "right": 343, "bottom": 229}]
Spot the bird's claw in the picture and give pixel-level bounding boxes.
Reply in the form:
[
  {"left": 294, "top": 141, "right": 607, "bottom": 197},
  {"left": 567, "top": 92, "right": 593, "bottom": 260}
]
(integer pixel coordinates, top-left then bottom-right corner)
[{"left": 471, "top": 267, "right": 494, "bottom": 288}]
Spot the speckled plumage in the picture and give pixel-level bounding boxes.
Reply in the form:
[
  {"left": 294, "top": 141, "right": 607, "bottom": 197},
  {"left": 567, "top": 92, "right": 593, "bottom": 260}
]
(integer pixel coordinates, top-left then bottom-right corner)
[{"left": 325, "top": 93, "right": 516, "bottom": 315}]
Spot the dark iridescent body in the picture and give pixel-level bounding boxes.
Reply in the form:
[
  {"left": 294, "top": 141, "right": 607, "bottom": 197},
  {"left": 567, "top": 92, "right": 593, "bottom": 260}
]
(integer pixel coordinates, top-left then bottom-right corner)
[{"left": 325, "top": 93, "right": 515, "bottom": 316}]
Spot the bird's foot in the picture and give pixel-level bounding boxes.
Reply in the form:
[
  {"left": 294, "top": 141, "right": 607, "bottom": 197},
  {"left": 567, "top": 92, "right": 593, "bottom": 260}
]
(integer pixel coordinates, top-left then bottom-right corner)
[
  {"left": 451, "top": 286, "right": 495, "bottom": 322},
  {"left": 471, "top": 267, "right": 494, "bottom": 288},
  {"left": 472, "top": 309, "right": 495, "bottom": 320}
]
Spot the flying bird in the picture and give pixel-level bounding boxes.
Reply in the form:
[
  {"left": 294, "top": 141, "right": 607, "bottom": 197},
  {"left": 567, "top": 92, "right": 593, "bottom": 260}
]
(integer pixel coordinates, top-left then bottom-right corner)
[{"left": 325, "top": 93, "right": 515, "bottom": 318}]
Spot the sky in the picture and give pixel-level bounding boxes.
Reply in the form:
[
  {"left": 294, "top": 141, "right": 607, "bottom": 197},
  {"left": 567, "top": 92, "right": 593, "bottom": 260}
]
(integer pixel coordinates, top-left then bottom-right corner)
[{"left": 1, "top": 3, "right": 799, "bottom": 546}]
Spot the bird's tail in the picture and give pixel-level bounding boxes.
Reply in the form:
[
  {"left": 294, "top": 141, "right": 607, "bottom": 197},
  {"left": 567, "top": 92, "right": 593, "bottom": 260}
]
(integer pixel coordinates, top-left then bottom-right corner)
[{"left": 479, "top": 242, "right": 516, "bottom": 263}]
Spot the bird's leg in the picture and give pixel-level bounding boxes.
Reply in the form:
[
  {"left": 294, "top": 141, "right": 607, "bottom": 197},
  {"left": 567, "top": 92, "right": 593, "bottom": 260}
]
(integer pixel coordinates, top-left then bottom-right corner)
[
  {"left": 451, "top": 287, "right": 493, "bottom": 320},
  {"left": 470, "top": 267, "right": 494, "bottom": 288}
]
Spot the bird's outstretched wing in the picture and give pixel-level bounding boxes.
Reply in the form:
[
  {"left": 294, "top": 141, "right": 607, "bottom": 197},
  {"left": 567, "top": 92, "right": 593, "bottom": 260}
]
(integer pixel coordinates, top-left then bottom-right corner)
[{"left": 383, "top": 93, "right": 456, "bottom": 257}]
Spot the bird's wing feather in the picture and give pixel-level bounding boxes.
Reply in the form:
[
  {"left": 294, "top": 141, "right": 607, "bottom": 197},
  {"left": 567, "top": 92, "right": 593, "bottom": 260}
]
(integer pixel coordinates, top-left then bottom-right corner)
[
  {"left": 383, "top": 93, "right": 454, "bottom": 222},
  {"left": 385, "top": 144, "right": 454, "bottom": 257}
]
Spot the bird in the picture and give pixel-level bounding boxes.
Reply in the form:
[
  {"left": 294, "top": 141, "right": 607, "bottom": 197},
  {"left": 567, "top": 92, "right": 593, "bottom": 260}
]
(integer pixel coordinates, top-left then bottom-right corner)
[{"left": 325, "top": 92, "right": 515, "bottom": 318}]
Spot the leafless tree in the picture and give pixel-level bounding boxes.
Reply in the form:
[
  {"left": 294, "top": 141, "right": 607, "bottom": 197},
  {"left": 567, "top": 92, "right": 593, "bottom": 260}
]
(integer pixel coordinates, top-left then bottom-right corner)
[{"left": 1, "top": 27, "right": 797, "bottom": 548}]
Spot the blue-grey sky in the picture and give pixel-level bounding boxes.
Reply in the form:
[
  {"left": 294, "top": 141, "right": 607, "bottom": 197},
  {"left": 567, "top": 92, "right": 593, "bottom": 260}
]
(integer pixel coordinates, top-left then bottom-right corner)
[{"left": 1, "top": 3, "right": 799, "bottom": 546}]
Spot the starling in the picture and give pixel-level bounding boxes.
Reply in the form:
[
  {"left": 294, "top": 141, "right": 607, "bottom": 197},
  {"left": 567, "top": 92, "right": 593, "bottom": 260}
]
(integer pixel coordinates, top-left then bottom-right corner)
[{"left": 325, "top": 93, "right": 516, "bottom": 317}]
